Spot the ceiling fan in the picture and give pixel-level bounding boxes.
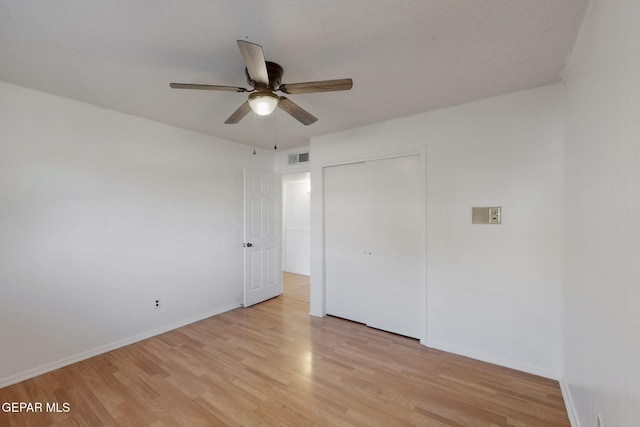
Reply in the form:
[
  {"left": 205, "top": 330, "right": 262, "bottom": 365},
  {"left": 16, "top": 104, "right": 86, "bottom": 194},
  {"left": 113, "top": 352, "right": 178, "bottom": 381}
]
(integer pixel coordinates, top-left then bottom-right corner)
[{"left": 170, "top": 40, "right": 353, "bottom": 126}]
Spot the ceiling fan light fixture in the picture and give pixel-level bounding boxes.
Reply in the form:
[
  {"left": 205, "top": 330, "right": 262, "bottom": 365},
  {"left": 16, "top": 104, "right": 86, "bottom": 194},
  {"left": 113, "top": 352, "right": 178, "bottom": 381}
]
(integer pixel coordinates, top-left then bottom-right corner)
[
  {"left": 248, "top": 91, "right": 279, "bottom": 116},
  {"left": 170, "top": 41, "right": 351, "bottom": 125}
]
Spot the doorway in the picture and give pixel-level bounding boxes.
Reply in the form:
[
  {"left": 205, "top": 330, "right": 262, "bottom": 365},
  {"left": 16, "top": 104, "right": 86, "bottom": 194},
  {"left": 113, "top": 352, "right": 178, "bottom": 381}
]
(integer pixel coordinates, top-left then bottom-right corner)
[{"left": 282, "top": 172, "right": 311, "bottom": 303}]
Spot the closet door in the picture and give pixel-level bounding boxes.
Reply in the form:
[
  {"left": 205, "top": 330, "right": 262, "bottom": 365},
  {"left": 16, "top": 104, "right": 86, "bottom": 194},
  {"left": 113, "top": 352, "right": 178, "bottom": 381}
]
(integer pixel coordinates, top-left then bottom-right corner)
[
  {"left": 324, "top": 155, "right": 422, "bottom": 338},
  {"left": 324, "top": 162, "right": 370, "bottom": 324},
  {"left": 363, "top": 156, "right": 421, "bottom": 337}
]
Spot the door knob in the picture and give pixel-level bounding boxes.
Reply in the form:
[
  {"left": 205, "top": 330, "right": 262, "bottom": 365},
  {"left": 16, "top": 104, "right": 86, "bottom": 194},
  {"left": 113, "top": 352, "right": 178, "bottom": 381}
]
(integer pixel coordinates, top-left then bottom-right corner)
[{"left": 244, "top": 242, "right": 253, "bottom": 247}]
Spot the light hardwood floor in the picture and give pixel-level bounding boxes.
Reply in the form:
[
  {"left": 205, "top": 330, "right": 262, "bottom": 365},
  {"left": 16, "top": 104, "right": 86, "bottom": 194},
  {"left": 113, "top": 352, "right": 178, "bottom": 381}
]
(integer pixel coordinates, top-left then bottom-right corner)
[
  {"left": 0, "top": 273, "right": 569, "bottom": 426},
  {"left": 282, "top": 272, "right": 310, "bottom": 303}
]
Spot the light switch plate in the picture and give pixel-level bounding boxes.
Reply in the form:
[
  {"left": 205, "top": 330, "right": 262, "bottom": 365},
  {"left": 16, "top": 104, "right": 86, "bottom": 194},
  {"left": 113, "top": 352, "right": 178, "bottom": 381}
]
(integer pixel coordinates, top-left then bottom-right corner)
[{"left": 472, "top": 207, "right": 501, "bottom": 224}]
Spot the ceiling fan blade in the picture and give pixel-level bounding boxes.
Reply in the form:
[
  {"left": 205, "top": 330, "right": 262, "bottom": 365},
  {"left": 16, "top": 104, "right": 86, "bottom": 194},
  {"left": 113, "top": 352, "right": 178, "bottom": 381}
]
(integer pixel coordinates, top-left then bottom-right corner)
[
  {"left": 224, "top": 101, "right": 252, "bottom": 124},
  {"left": 170, "top": 83, "right": 249, "bottom": 92},
  {"left": 278, "top": 78, "right": 353, "bottom": 94},
  {"left": 237, "top": 40, "right": 269, "bottom": 85},
  {"left": 277, "top": 97, "right": 317, "bottom": 126}
]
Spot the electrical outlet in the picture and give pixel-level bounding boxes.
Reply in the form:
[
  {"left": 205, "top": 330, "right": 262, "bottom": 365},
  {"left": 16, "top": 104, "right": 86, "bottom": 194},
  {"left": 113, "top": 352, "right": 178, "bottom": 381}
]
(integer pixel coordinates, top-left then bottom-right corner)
[{"left": 154, "top": 299, "right": 160, "bottom": 309}]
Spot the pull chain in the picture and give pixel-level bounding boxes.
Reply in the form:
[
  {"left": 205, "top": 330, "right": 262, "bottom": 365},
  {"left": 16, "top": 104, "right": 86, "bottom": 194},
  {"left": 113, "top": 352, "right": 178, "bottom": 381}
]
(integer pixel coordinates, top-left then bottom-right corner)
[
  {"left": 274, "top": 109, "right": 278, "bottom": 150},
  {"left": 252, "top": 112, "right": 256, "bottom": 155}
]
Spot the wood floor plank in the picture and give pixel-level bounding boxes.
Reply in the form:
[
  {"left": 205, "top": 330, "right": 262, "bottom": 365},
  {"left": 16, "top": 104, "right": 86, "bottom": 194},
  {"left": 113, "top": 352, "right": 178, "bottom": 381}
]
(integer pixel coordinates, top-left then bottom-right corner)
[
  {"left": 0, "top": 273, "right": 569, "bottom": 426},
  {"left": 282, "top": 272, "right": 310, "bottom": 303}
]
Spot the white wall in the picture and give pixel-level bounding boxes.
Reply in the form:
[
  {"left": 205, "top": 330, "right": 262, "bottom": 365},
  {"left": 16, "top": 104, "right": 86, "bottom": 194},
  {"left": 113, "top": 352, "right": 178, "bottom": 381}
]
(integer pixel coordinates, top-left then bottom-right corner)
[
  {"left": 282, "top": 173, "right": 310, "bottom": 275},
  {"left": 310, "top": 84, "right": 565, "bottom": 378},
  {"left": 562, "top": 0, "right": 640, "bottom": 425},
  {"left": 0, "top": 81, "right": 273, "bottom": 387}
]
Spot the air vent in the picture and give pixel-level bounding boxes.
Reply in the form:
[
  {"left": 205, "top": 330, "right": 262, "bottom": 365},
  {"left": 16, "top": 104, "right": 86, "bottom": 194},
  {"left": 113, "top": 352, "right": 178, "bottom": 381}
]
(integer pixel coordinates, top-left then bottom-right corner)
[{"left": 288, "top": 152, "right": 310, "bottom": 165}]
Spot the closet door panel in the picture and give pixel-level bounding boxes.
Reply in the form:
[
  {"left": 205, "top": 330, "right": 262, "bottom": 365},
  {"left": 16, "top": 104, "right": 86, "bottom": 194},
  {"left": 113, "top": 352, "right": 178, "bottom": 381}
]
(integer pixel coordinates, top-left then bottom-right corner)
[
  {"left": 324, "top": 162, "right": 369, "bottom": 324},
  {"left": 364, "top": 156, "right": 422, "bottom": 338}
]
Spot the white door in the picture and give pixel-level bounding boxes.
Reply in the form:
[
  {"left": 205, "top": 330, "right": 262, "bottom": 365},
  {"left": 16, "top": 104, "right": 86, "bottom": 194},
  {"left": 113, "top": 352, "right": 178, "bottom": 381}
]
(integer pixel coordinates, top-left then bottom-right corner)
[
  {"left": 244, "top": 170, "right": 282, "bottom": 307},
  {"left": 324, "top": 155, "right": 423, "bottom": 338},
  {"left": 324, "top": 162, "right": 370, "bottom": 323}
]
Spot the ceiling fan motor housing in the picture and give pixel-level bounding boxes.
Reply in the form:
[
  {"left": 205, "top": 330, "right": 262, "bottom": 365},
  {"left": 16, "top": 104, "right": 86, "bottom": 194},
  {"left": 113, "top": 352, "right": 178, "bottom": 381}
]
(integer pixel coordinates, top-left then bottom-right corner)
[{"left": 246, "top": 61, "right": 283, "bottom": 90}]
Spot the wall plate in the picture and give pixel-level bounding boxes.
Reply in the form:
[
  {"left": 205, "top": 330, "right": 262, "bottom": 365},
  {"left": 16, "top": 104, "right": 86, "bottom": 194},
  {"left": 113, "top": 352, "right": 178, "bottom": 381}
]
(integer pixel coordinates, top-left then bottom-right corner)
[{"left": 472, "top": 207, "right": 501, "bottom": 224}]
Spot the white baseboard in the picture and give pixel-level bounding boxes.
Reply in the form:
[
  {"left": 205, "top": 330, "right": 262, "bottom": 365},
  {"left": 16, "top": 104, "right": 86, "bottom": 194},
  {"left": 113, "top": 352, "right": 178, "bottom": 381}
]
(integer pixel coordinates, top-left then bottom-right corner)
[
  {"left": 560, "top": 377, "right": 580, "bottom": 427},
  {"left": 0, "top": 302, "right": 242, "bottom": 389},
  {"left": 425, "top": 339, "right": 561, "bottom": 380}
]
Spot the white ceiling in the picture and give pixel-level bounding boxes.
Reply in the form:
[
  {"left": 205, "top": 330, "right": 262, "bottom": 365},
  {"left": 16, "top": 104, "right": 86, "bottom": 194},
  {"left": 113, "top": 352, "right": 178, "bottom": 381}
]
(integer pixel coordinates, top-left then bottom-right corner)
[{"left": 0, "top": 1, "right": 588, "bottom": 150}]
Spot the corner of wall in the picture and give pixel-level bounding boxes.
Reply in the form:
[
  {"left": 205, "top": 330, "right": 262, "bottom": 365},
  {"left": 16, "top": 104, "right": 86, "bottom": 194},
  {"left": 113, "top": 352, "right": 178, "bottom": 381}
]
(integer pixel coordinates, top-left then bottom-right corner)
[{"left": 559, "top": 377, "right": 581, "bottom": 427}]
